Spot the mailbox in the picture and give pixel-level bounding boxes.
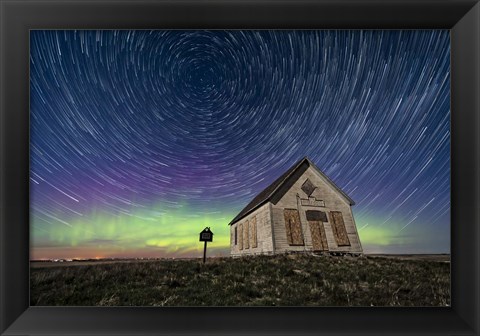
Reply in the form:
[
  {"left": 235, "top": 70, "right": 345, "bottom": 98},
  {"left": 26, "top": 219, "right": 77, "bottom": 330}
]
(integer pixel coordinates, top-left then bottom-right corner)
[{"left": 199, "top": 227, "right": 213, "bottom": 242}]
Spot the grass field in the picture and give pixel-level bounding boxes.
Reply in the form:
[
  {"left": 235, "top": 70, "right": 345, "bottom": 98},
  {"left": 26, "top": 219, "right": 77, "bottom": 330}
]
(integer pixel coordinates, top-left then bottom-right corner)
[{"left": 30, "top": 254, "right": 450, "bottom": 306}]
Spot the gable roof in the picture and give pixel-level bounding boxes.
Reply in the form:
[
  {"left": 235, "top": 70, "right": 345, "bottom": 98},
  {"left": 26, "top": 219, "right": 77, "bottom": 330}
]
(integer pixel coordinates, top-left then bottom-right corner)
[{"left": 228, "top": 157, "right": 355, "bottom": 225}]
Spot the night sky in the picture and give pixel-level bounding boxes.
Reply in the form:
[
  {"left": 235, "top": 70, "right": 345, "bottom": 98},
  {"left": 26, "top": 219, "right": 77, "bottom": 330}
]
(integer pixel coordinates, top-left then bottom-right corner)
[{"left": 30, "top": 30, "right": 450, "bottom": 259}]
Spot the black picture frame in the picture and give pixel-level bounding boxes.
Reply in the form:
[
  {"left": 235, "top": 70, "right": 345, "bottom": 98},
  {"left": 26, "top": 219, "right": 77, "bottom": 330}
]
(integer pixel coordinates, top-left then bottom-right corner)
[{"left": 1, "top": 0, "right": 479, "bottom": 335}]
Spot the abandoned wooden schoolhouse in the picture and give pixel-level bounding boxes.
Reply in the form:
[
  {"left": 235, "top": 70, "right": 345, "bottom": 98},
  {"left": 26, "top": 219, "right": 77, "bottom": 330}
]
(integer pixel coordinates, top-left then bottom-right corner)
[{"left": 229, "top": 157, "right": 363, "bottom": 256}]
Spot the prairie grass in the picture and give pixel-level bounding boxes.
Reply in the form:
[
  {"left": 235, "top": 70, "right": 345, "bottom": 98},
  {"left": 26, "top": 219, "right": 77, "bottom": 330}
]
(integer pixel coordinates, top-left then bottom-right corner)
[{"left": 30, "top": 254, "right": 450, "bottom": 306}]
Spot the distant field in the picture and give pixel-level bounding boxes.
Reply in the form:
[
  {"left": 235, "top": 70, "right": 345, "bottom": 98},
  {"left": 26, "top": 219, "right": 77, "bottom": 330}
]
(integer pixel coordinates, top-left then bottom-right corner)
[
  {"left": 365, "top": 254, "right": 451, "bottom": 262},
  {"left": 30, "top": 254, "right": 450, "bottom": 307}
]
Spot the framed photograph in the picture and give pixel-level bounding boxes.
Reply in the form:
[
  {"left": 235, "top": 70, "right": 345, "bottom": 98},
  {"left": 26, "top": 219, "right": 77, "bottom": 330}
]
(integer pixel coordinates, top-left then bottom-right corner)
[
  {"left": 27, "top": 28, "right": 452, "bottom": 307},
  {"left": 1, "top": 0, "right": 479, "bottom": 335}
]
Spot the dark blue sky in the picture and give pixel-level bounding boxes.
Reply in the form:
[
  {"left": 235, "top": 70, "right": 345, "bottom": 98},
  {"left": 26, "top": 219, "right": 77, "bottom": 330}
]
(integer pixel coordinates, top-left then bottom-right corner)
[{"left": 30, "top": 30, "right": 450, "bottom": 258}]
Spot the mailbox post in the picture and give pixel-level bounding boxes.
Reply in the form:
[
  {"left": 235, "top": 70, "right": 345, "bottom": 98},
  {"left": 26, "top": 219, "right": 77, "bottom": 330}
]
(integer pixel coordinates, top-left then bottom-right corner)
[{"left": 199, "top": 227, "right": 213, "bottom": 263}]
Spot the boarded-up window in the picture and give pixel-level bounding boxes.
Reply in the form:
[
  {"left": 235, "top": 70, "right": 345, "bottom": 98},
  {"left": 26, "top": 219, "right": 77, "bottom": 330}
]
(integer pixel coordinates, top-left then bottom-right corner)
[
  {"left": 250, "top": 217, "right": 258, "bottom": 248},
  {"left": 284, "top": 209, "right": 304, "bottom": 246},
  {"left": 329, "top": 211, "right": 350, "bottom": 246},
  {"left": 239, "top": 223, "right": 243, "bottom": 250},
  {"left": 244, "top": 220, "right": 249, "bottom": 249},
  {"left": 234, "top": 226, "right": 237, "bottom": 245}
]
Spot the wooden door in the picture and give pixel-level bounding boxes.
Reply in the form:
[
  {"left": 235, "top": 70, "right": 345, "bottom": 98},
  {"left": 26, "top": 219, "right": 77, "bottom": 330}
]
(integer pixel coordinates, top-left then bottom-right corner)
[{"left": 308, "top": 221, "right": 328, "bottom": 251}]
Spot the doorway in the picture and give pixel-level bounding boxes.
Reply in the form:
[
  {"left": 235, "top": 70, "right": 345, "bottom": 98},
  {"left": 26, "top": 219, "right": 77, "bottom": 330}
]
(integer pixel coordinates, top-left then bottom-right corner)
[
  {"left": 305, "top": 210, "right": 328, "bottom": 251},
  {"left": 308, "top": 220, "right": 328, "bottom": 251}
]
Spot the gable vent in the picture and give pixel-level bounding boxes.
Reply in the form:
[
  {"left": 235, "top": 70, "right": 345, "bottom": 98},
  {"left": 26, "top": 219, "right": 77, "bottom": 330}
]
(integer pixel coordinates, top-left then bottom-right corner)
[{"left": 301, "top": 178, "right": 316, "bottom": 197}]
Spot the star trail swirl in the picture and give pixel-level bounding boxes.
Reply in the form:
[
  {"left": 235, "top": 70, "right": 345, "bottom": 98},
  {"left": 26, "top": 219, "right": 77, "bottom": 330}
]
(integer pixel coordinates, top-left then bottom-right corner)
[{"left": 30, "top": 30, "right": 450, "bottom": 259}]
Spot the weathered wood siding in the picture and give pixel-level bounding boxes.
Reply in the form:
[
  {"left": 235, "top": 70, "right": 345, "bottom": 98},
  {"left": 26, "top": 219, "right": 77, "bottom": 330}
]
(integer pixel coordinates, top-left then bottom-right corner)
[
  {"left": 230, "top": 203, "right": 274, "bottom": 256},
  {"left": 271, "top": 166, "right": 363, "bottom": 253}
]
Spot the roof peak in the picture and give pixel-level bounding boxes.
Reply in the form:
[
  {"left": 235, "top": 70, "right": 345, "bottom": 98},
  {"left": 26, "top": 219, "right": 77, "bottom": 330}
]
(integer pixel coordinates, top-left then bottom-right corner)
[{"left": 228, "top": 157, "right": 355, "bottom": 225}]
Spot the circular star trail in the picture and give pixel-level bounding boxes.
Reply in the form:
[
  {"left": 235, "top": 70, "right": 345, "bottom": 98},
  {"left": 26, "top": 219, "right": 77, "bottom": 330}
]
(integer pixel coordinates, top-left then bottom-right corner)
[{"left": 30, "top": 30, "right": 450, "bottom": 258}]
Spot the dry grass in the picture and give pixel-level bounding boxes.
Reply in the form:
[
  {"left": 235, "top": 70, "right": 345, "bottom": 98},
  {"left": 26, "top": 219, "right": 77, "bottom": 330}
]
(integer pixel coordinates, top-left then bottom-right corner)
[{"left": 30, "top": 254, "right": 450, "bottom": 306}]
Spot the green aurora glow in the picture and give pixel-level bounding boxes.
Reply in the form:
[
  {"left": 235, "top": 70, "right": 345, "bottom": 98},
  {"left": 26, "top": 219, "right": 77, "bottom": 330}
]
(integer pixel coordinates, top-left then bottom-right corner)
[
  {"left": 31, "top": 206, "right": 234, "bottom": 259},
  {"left": 31, "top": 208, "right": 450, "bottom": 259}
]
